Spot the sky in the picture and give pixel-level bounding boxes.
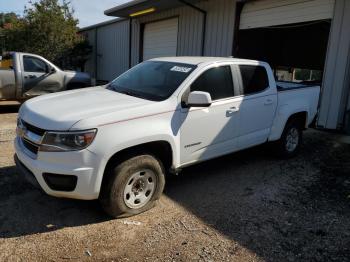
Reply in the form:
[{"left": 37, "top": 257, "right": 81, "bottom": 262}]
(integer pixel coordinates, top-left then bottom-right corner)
[{"left": 0, "top": 0, "right": 132, "bottom": 28}]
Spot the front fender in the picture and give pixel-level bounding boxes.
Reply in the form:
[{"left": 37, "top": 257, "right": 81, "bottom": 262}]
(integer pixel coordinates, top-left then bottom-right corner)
[{"left": 84, "top": 110, "right": 180, "bottom": 194}]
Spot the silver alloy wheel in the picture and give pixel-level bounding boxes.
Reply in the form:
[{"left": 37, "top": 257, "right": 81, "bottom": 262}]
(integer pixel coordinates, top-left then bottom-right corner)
[
  {"left": 123, "top": 169, "right": 157, "bottom": 209},
  {"left": 285, "top": 127, "right": 299, "bottom": 152}
]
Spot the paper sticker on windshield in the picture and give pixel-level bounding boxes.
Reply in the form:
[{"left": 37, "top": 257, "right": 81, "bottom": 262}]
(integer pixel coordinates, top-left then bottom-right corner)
[{"left": 171, "top": 66, "right": 192, "bottom": 73}]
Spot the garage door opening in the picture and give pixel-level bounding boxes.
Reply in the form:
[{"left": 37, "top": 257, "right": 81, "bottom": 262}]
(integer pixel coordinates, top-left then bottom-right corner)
[
  {"left": 236, "top": 20, "right": 331, "bottom": 85},
  {"left": 142, "top": 18, "right": 179, "bottom": 61}
]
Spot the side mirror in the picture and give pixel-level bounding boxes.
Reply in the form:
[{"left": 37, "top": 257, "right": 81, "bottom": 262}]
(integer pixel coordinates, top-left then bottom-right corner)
[
  {"left": 187, "top": 91, "right": 212, "bottom": 107},
  {"left": 46, "top": 66, "right": 55, "bottom": 74}
]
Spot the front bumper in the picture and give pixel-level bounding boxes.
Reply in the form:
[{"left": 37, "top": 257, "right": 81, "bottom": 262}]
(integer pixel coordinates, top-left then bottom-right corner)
[{"left": 14, "top": 137, "right": 105, "bottom": 200}]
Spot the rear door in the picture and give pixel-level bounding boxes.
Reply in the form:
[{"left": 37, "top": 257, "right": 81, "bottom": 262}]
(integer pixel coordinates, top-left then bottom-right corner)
[
  {"left": 235, "top": 64, "right": 277, "bottom": 149},
  {"left": 180, "top": 64, "right": 242, "bottom": 165},
  {"left": 21, "top": 55, "right": 62, "bottom": 97}
]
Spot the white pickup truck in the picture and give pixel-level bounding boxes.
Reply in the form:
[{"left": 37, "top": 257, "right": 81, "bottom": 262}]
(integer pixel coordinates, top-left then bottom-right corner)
[{"left": 14, "top": 57, "right": 320, "bottom": 218}]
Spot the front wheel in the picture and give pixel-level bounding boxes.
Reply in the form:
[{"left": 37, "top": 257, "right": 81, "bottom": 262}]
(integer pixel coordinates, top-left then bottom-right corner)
[
  {"left": 100, "top": 155, "right": 165, "bottom": 218},
  {"left": 274, "top": 120, "right": 303, "bottom": 158}
]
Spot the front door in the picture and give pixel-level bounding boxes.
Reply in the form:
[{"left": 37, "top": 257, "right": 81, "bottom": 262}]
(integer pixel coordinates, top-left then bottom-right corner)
[
  {"left": 22, "top": 55, "right": 62, "bottom": 97},
  {"left": 180, "top": 65, "right": 242, "bottom": 165}
]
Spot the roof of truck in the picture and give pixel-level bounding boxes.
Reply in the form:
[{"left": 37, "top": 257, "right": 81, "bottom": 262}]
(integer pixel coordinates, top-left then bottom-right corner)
[{"left": 150, "top": 56, "right": 263, "bottom": 66}]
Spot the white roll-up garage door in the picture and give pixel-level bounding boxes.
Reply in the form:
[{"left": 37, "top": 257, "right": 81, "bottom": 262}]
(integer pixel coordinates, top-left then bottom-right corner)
[
  {"left": 240, "top": 0, "right": 335, "bottom": 29},
  {"left": 143, "top": 18, "right": 178, "bottom": 61}
]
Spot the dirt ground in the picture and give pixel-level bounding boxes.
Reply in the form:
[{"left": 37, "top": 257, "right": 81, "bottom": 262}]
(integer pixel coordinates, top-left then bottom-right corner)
[{"left": 0, "top": 103, "right": 349, "bottom": 262}]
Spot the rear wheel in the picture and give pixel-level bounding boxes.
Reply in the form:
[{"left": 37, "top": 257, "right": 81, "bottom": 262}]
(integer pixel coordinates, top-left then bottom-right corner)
[
  {"left": 100, "top": 155, "right": 165, "bottom": 218},
  {"left": 274, "top": 120, "right": 303, "bottom": 158}
]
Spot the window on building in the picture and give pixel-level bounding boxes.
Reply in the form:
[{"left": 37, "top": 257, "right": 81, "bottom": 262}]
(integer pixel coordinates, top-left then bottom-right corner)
[
  {"left": 239, "top": 65, "right": 269, "bottom": 95},
  {"left": 191, "top": 66, "right": 234, "bottom": 100}
]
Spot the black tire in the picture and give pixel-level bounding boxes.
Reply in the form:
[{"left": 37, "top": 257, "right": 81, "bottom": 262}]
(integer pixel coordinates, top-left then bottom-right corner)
[
  {"left": 274, "top": 119, "right": 303, "bottom": 158},
  {"left": 100, "top": 155, "right": 165, "bottom": 218}
]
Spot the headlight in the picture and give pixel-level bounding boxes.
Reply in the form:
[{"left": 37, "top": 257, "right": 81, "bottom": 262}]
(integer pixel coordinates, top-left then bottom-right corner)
[{"left": 40, "top": 129, "right": 97, "bottom": 152}]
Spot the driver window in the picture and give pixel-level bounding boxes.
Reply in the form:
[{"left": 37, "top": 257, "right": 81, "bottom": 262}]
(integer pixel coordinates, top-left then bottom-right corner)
[
  {"left": 23, "top": 56, "right": 48, "bottom": 73},
  {"left": 191, "top": 66, "right": 234, "bottom": 101}
]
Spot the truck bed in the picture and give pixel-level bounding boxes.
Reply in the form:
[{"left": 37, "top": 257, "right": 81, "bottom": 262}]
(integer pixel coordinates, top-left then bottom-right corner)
[
  {"left": 268, "top": 82, "right": 321, "bottom": 140},
  {"left": 276, "top": 81, "right": 320, "bottom": 91}
]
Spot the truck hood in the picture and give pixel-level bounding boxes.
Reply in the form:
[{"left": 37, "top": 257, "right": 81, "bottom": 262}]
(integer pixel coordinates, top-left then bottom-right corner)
[{"left": 19, "top": 87, "right": 155, "bottom": 131}]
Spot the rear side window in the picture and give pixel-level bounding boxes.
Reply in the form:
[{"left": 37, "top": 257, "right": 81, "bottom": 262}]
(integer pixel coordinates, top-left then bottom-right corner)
[
  {"left": 239, "top": 65, "right": 269, "bottom": 95},
  {"left": 191, "top": 66, "right": 234, "bottom": 100}
]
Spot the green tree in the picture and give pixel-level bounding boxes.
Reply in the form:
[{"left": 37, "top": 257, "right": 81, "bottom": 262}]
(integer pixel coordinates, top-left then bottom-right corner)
[
  {"left": 61, "top": 38, "right": 92, "bottom": 71},
  {"left": 1, "top": 0, "right": 91, "bottom": 69},
  {"left": 0, "top": 13, "right": 26, "bottom": 54},
  {"left": 0, "top": 12, "right": 20, "bottom": 26}
]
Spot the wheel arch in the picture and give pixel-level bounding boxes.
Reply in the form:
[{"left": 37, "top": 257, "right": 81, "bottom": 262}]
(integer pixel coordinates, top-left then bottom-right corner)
[
  {"left": 286, "top": 111, "right": 308, "bottom": 129},
  {"left": 99, "top": 140, "right": 173, "bottom": 196},
  {"left": 269, "top": 110, "right": 309, "bottom": 141}
]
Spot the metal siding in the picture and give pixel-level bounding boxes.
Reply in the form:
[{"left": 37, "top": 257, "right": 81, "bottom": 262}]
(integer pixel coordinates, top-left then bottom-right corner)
[
  {"left": 96, "top": 20, "right": 130, "bottom": 81},
  {"left": 240, "top": 0, "right": 335, "bottom": 29},
  {"left": 130, "top": 0, "right": 236, "bottom": 66},
  {"left": 201, "top": 0, "right": 236, "bottom": 56},
  {"left": 318, "top": 0, "right": 350, "bottom": 129},
  {"left": 143, "top": 18, "right": 179, "bottom": 60},
  {"left": 82, "top": 29, "right": 97, "bottom": 79},
  {"left": 131, "top": 20, "right": 141, "bottom": 66}
]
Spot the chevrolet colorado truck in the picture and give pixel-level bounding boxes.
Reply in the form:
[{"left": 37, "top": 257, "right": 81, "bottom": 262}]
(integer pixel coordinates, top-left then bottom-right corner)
[
  {"left": 0, "top": 52, "right": 91, "bottom": 101},
  {"left": 14, "top": 57, "right": 320, "bottom": 218}
]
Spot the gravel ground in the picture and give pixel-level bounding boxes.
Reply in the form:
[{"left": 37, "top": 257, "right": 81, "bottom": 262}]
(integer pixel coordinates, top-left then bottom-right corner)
[{"left": 0, "top": 103, "right": 349, "bottom": 262}]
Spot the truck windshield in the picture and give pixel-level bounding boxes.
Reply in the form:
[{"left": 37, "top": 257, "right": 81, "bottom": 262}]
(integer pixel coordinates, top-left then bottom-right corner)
[{"left": 107, "top": 61, "right": 197, "bottom": 101}]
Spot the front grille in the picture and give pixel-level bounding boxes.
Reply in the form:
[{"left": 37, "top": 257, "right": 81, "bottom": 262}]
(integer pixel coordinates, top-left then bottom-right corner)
[
  {"left": 22, "top": 138, "right": 39, "bottom": 155},
  {"left": 22, "top": 121, "right": 46, "bottom": 136},
  {"left": 18, "top": 119, "right": 47, "bottom": 157}
]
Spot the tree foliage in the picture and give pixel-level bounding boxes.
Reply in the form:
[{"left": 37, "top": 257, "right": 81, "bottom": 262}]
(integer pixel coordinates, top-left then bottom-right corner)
[
  {"left": 0, "top": 0, "right": 91, "bottom": 69},
  {"left": 0, "top": 12, "right": 20, "bottom": 27}
]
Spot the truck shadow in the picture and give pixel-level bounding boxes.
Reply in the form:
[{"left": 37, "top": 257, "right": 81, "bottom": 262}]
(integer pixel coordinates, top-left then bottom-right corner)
[
  {"left": 0, "top": 143, "right": 274, "bottom": 239},
  {"left": 163, "top": 131, "right": 350, "bottom": 261},
  {"left": 0, "top": 165, "right": 109, "bottom": 238},
  {"left": 0, "top": 103, "right": 20, "bottom": 114},
  {"left": 1, "top": 132, "right": 349, "bottom": 261}
]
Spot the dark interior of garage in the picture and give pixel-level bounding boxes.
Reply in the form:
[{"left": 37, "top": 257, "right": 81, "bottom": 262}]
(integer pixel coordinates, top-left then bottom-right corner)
[{"left": 236, "top": 20, "right": 331, "bottom": 83}]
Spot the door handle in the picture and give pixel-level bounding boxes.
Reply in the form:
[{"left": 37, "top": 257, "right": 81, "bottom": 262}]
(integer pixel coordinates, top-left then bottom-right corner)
[
  {"left": 226, "top": 106, "right": 240, "bottom": 117},
  {"left": 230, "top": 106, "right": 240, "bottom": 112},
  {"left": 25, "top": 75, "right": 36, "bottom": 79},
  {"left": 264, "top": 99, "right": 273, "bottom": 105}
]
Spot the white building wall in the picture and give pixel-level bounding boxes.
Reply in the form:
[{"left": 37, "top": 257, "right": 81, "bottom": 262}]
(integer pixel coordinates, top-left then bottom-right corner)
[{"left": 317, "top": 0, "right": 350, "bottom": 130}]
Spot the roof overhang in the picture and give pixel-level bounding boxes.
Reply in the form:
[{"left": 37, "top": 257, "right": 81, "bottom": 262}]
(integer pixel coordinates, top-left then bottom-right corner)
[{"left": 105, "top": 0, "right": 201, "bottom": 18}]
